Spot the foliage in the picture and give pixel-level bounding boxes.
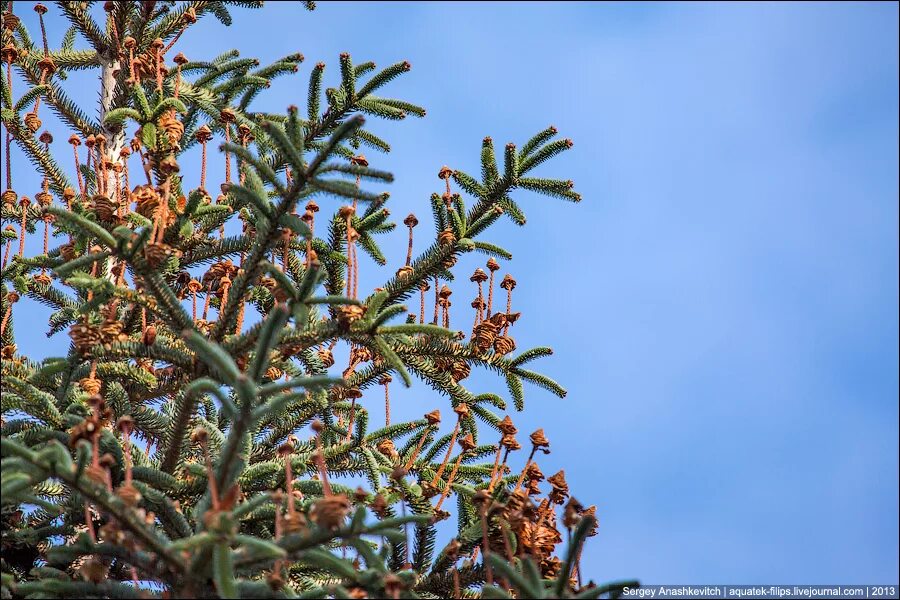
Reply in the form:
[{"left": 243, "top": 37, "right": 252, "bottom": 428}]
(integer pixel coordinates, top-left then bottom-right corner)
[{"left": 0, "top": 1, "right": 635, "bottom": 598}]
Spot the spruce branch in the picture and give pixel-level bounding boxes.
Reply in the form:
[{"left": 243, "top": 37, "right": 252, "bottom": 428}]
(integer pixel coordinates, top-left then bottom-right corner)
[
  {"left": 55, "top": 1, "right": 110, "bottom": 53},
  {"left": 1, "top": 438, "right": 185, "bottom": 578},
  {"left": 0, "top": 4, "right": 617, "bottom": 597},
  {"left": 1, "top": 115, "right": 72, "bottom": 196}
]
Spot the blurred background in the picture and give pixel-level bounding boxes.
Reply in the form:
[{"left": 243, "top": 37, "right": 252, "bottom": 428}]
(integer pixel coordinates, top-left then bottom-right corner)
[{"left": 7, "top": 1, "right": 898, "bottom": 585}]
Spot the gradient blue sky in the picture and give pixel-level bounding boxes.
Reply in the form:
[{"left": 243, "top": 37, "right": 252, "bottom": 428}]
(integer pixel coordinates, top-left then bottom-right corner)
[{"left": 7, "top": 0, "right": 898, "bottom": 586}]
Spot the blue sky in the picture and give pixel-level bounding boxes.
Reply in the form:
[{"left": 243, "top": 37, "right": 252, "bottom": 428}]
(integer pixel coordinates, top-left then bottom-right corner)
[{"left": 6, "top": 0, "right": 898, "bottom": 586}]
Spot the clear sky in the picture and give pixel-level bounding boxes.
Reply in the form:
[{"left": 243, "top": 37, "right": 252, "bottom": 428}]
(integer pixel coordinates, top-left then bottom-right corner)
[{"left": 7, "top": 0, "right": 898, "bottom": 586}]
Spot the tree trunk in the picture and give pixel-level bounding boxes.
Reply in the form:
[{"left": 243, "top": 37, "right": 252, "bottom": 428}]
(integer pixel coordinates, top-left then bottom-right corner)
[
  {"left": 99, "top": 53, "right": 125, "bottom": 190},
  {"left": 99, "top": 53, "right": 124, "bottom": 284}
]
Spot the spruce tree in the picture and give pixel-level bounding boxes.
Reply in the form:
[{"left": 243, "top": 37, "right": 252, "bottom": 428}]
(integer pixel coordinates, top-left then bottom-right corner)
[{"left": 0, "top": 2, "right": 636, "bottom": 598}]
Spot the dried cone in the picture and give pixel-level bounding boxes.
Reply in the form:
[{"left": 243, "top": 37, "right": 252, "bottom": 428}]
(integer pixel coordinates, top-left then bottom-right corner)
[
  {"left": 99, "top": 320, "right": 125, "bottom": 346},
  {"left": 159, "top": 111, "right": 184, "bottom": 146},
  {"left": 525, "top": 462, "right": 544, "bottom": 483},
  {"left": 204, "top": 260, "right": 234, "bottom": 285},
  {"left": 311, "top": 494, "right": 351, "bottom": 530},
  {"left": 3, "top": 225, "right": 17, "bottom": 244},
  {"left": 144, "top": 242, "right": 178, "bottom": 268},
  {"left": 135, "top": 358, "right": 155, "bottom": 375},
  {"left": 519, "top": 519, "right": 557, "bottom": 556},
  {"left": 338, "top": 205, "right": 355, "bottom": 220},
  {"left": 349, "top": 345, "right": 372, "bottom": 364},
  {"left": 498, "top": 415, "right": 517, "bottom": 435},
  {"left": 158, "top": 155, "right": 180, "bottom": 176},
  {"left": 35, "top": 191, "right": 52, "bottom": 207},
  {"left": 501, "top": 433, "right": 520, "bottom": 450},
  {"left": 318, "top": 347, "right": 335, "bottom": 368},
  {"left": 280, "top": 506, "right": 306, "bottom": 535},
  {"left": 450, "top": 360, "right": 470, "bottom": 382},
  {"left": 370, "top": 493, "right": 388, "bottom": 517},
  {"left": 438, "top": 229, "right": 456, "bottom": 246},
  {"left": 389, "top": 465, "right": 407, "bottom": 482},
  {"left": 24, "top": 112, "right": 42, "bottom": 133},
  {"left": 1, "top": 44, "right": 19, "bottom": 64},
  {"left": 548, "top": 470, "right": 569, "bottom": 505},
  {"left": 563, "top": 497, "right": 584, "bottom": 530},
  {"left": 238, "top": 123, "right": 254, "bottom": 145},
  {"left": 195, "top": 124, "right": 212, "bottom": 143},
  {"left": 453, "top": 403, "right": 470, "bottom": 419},
  {"left": 69, "top": 418, "right": 97, "bottom": 447},
  {"left": 582, "top": 504, "right": 599, "bottom": 536},
  {"left": 69, "top": 323, "right": 102, "bottom": 355},
  {"left": 472, "top": 319, "right": 501, "bottom": 351},
  {"left": 220, "top": 107, "right": 236, "bottom": 124},
  {"left": 59, "top": 242, "right": 76, "bottom": 261},
  {"left": 493, "top": 334, "right": 516, "bottom": 356},
  {"left": 142, "top": 324, "right": 157, "bottom": 346},
  {"left": 530, "top": 428, "right": 550, "bottom": 449},
  {"left": 132, "top": 185, "right": 160, "bottom": 218},
  {"left": 2, "top": 12, "right": 20, "bottom": 30},
  {"left": 79, "top": 377, "right": 102, "bottom": 396},
  {"left": 541, "top": 556, "right": 563, "bottom": 579},
  {"left": 216, "top": 275, "right": 232, "bottom": 299},
  {"left": 352, "top": 486, "right": 370, "bottom": 505},
  {"left": 336, "top": 304, "right": 366, "bottom": 328},
  {"left": 37, "top": 56, "right": 56, "bottom": 75},
  {"left": 506, "top": 488, "right": 532, "bottom": 516},
  {"left": 278, "top": 341, "right": 303, "bottom": 360},
  {"left": 376, "top": 439, "right": 399, "bottom": 461},
  {"left": 91, "top": 194, "right": 119, "bottom": 221}
]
